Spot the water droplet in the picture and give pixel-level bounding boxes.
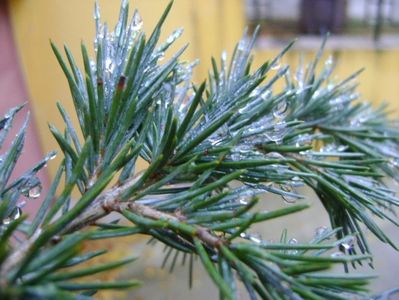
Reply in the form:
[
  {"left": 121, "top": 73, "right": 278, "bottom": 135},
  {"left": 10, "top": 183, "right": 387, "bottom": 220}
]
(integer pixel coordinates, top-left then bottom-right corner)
[
  {"left": 221, "top": 51, "right": 227, "bottom": 64},
  {"left": 157, "top": 52, "right": 165, "bottom": 62},
  {"left": 94, "top": 2, "right": 101, "bottom": 21},
  {"left": 166, "top": 28, "right": 183, "bottom": 44},
  {"left": 271, "top": 59, "right": 281, "bottom": 71},
  {"left": 121, "top": 0, "right": 128, "bottom": 9},
  {"left": 231, "top": 152, "right": 243, "bottom": 161},
  {"left": 89, "top": 61, "right": 97, "bottom": 74},
  {"left": 315, "top": 226, "right": 328, "bottom": 238},
  {"left": 209, "top": 137, "right": 223, "bottom": 146},
  {"left": 28, "top": 185, "right": 42, "bottom": 199},
  {"left": 266, "top": 122, "right": 288, "bottom": 144},
  {"left": 267, "top": 152, "right": 284, "bottom": 159},
  {"left": 14, "top": 207, "right": 22, "bottom": 219},
  {"left": 132, "top": 10, "right": 143, "bottom": 32},
  {"left": 249, "top": 88, "right": 260, "bottom": 98},
  {"left": 341, "top": 236, "right": 355, "bottom": 251},
  {"left": 18, "top": 201, "right": 26, "bottom": 208},
  {"left": 260, "top": 90, "right": 271, "bottom": 101},
  {"left": 288, "top": 238, "right": 298, "bottom": 254},
  {"left": 329, "top": 96, "right": 346, "bottom": 106},
  {"left": 239, "top": 197, "right": 248, "bottom": 205},
  {"left": 273, "top": 99, "right": 288, "bottom": 119},
  {"left": 3, "top": 207, "right": 22, "bottom": 225},
  {"left": 282, "top": 194, "right": 297, "bottom": 204},
  {"left": 105, "top": 58, "right": 115, "bottom": 75},
  {"left": 115, "top": 20, "right": 123, "bottom": 38},
  {"left": 325, "top": 55, "right": 334, "bottom": 67},
  {"left": 238, "top": 39, "right": 247, "bottom": 52},
  {"left": 390, "top": 158, "right": 399, "bottom": 167},
  {"left": 295, "top": 134, "right": 312, "bottom": 147},
  {"left": 249, "top": 233, "right": 262, "bottom": 244},
  {"left": 331, "top": 251, "right": 344, "bottom": 258},
  {"left": 289, "top": 177, "right": 303, "bottom": 188},
  {"left": 49, "top": 153, "right": 57, "bottom": 160},
  {"left": 294, "top": 67, "right": 304, "bottom": 87}
]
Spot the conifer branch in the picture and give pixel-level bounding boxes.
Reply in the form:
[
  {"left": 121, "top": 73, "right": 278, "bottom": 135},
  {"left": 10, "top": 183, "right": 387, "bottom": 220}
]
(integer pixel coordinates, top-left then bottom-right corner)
[{"left": 1, "top": 1, "right": 399, "bottom": 299}]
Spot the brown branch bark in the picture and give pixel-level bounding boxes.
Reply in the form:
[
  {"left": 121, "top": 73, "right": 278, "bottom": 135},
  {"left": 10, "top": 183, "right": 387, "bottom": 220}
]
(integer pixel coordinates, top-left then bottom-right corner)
[{"left": 1, "top": 171, "right": 225, "bottom": 278}]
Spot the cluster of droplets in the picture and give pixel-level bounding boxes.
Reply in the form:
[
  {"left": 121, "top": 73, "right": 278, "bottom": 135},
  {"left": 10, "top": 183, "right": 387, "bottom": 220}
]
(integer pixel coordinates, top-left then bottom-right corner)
[
  {"left": 349, "top": 107, "right": 373, "bottom": 127},
  {"left": 1, "top": 183, "right": 43, "bottom": 226},
  {"left": 228, "top": 33, "right": 254, "bottom": 84},
  {"left": 93, "top": 0, "right": 143, "bottom": 107},
  {"left": 1, "top": 184, "right": 42, "bottom": 226},
  {"left": 298, "top": 142, "right": 350, "bottom": 161},
  {"left": 262, "top": 93, "right": 292, "bottom": 145},
  {"left": 344, "top": 175, "right": 377, "bottom": 190},
  {"left": 174, "top": 59, "right": 199, "bottom": 86},
  {"left": 1, "top": 152, "right": 56, "bottom": 226},
  {"left": 331, "top": 92, "right": 359, "bottom": 114},
  {"left": 238, "top": 105, "right": 290, "bottom": 149},
  {"left": 364, "top": 139, "right": 399, "bottom": 173}
]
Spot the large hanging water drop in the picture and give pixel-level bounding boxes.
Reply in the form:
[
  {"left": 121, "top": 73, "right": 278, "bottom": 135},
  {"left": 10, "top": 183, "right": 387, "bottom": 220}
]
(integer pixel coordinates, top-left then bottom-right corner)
[
  {"left": 2, "top": 207, "right": 22, "bottom": 225},
  {"left": 28, "top": 185, "right": 42, "bottom": 199}
]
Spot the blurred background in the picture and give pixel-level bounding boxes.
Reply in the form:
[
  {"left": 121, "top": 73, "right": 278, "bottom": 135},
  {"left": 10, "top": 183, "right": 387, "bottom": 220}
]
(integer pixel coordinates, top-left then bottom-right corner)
[{"left": 1, "top": 0, "right": 399, "bottom": 299}]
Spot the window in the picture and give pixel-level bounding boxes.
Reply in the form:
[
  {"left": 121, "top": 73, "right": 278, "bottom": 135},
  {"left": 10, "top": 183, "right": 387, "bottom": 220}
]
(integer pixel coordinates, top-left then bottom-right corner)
[{"left": 245, "top": 0, "right": 399, "bottom": 41}]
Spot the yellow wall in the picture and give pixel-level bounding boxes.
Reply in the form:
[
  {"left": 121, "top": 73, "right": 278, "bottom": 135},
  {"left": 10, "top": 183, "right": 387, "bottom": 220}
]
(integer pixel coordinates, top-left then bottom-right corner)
[
  {"left": 8, "top": 0, "right": 399, "bottom": 178},
  {"left": 8, "top": 0, "right": 245, "bottom": 177},
  {"left": 251, "top": 49, "right": 399, "bottom": 113}
]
